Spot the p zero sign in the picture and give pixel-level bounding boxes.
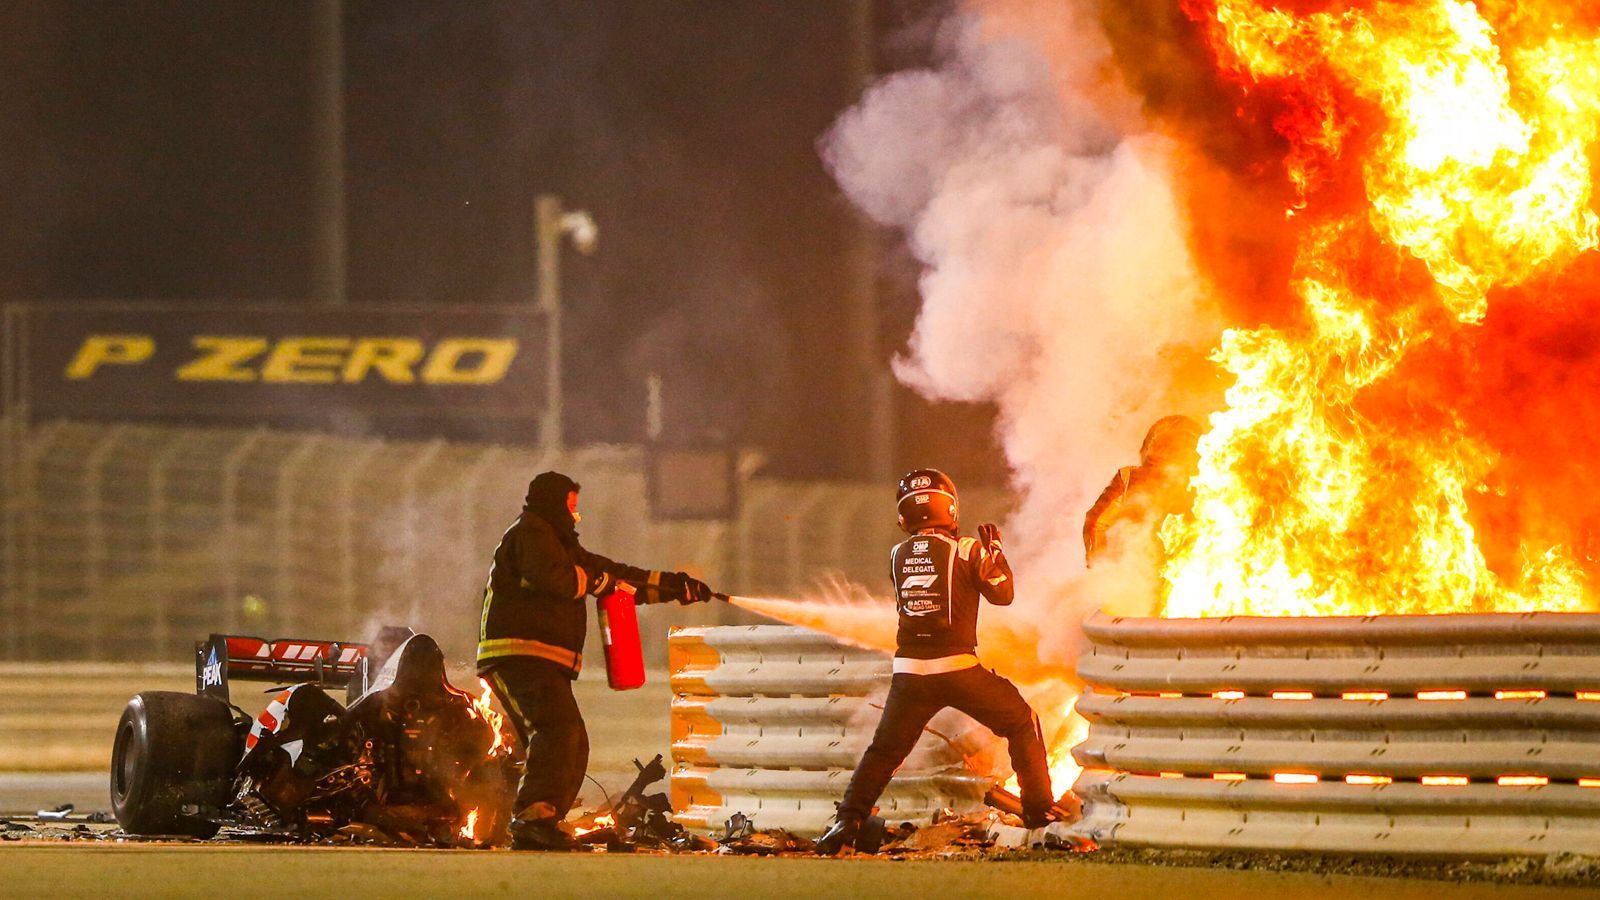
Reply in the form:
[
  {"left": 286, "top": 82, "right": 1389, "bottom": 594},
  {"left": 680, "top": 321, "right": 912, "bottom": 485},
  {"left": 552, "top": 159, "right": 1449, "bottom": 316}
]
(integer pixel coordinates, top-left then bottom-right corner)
[{"left": 0, "top": 302, "right": 550, "bottom": 442}]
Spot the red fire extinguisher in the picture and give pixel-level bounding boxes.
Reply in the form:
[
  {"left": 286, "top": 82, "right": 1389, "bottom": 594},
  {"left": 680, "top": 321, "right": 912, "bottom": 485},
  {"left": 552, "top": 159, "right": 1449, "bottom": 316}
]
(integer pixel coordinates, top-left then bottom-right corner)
[{"left": 598, "top": 583, "right": 646, "bottom": 691}]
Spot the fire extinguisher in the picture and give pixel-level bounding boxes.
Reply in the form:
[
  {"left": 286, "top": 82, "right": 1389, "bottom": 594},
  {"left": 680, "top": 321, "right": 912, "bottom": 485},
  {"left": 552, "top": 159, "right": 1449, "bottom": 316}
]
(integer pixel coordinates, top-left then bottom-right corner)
[{"left": 597, "top": 583, "right": 646, "bottom": 691}]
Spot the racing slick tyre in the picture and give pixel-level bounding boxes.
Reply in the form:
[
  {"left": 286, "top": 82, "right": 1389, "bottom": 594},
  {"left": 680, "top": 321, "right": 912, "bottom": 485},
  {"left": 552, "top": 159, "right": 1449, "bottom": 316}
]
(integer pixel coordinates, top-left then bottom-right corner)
[{"left": 110, "top": 691, "right": 237, "bottom": 837}]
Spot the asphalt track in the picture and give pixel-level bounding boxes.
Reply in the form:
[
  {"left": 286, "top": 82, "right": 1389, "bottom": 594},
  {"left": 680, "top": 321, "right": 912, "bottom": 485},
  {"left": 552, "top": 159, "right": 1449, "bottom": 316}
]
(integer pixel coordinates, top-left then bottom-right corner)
[
  {"left": 7, "top": 666, "right": 1600, "bottom": 897},
  {"left": 5, "top": 844, "right": 1599, "bottom": 900}
]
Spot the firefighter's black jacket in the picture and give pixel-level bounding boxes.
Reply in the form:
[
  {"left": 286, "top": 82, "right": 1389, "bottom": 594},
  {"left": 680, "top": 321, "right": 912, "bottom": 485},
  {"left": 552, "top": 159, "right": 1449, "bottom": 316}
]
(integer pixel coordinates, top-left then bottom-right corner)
[
  {"left": 891, "top": 529, "right": 1014, "bottom": 659},
  {"left": 476, "top": 511, "right": 662, "bottom": 679}
]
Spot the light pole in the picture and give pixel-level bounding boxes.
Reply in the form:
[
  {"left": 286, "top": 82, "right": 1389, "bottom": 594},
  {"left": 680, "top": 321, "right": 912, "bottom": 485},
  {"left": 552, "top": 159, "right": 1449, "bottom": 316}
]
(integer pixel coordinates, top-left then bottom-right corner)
[
  {"left": 846, "top": 0, "right": 892, "bottom": 479},
  {"left": 535, "top": 194, "right": 598, "bottom": 452},
  {"left": 311, "top": 0, "right": 346, "bottom": 306}
]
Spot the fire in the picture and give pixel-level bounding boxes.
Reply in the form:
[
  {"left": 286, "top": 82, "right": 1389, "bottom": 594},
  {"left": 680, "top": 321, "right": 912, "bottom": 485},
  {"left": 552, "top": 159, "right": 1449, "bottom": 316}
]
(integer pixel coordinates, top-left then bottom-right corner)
[
  {"left": 468, "top": 677, "right": 508, "bottom": 756},
  {"left": 459, "top": 808, "right": 479, "bottom": 841},
  {"left": 1003, "top": 711, "right": 1088, "bottom": 800},
  {"left": 573, "top": 813, "right": 615, "bottom": 837},
  {"left": 1160, "top": 0, "right": 1600, "bottom": 617}
]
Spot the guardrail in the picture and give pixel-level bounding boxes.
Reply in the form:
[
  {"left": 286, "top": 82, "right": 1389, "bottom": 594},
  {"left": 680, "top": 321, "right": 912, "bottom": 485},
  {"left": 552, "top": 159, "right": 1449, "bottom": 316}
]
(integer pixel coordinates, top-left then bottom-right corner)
[
  {"left": 1069, "top": 611, "right": 1600, "bottom": 857},
  {"left": 668, "top": 625, "right": 992, "bottom": 836}
]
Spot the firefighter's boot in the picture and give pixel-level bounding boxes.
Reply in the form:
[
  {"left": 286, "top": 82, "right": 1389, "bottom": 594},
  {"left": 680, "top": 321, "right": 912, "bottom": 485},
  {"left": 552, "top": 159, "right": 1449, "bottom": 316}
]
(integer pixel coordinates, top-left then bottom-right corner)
[
  {"left": 814, "top": 816, "right": 861, "bottom": 856},
  {"left": 510, "top": 818, "right": 576, "bottom": 852}
]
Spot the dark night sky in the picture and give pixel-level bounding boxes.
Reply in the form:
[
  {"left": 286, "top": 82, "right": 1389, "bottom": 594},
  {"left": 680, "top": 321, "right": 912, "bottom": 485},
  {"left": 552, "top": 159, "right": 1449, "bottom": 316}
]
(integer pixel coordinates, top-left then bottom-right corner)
[{"left": 0, "top": 0, "right": 1004, "bottom": 483}]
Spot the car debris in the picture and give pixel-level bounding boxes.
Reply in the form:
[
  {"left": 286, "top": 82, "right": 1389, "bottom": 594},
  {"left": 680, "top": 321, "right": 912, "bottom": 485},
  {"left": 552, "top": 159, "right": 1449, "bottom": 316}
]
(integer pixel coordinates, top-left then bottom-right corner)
[
  {"left": 110, "top": 628, "right": 515, "bottom": 846},
  {"left": 983, "top": 784, "right": 1080, "bottom": 824},
  {"left": 95, "top": 626, "right": 1097, "bottom": 855}
]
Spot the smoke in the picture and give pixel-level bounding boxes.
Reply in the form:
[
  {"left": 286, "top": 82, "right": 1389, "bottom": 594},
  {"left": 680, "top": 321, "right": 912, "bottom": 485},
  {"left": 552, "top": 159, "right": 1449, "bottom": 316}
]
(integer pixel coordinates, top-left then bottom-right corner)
[
  {"left": 818, "top": 3, "right": 1222, "bottom": 666},
  {"left": 714, "top": 2, "right": 1230, "bottom": 786}
]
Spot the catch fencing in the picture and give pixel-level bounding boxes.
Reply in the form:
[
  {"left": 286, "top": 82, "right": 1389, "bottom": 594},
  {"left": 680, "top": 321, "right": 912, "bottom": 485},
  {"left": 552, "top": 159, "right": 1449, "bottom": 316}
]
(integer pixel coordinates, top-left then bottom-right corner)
[
  {"left": 0, "top": 419, "right": 1009, "bottom": 663},
  {"left": 668, "top": 625, "right": 992, "bottom": 836},
  {"left": 1070, "top": 611, "right": 1600, "bottom": 857}
]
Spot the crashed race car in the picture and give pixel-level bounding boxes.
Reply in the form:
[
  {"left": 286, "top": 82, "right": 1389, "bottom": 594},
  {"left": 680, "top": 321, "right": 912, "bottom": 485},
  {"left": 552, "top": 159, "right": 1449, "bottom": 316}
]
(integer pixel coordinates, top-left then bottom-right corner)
[{"left": 110, "top": 627, "right": 516, "bottom": 845}]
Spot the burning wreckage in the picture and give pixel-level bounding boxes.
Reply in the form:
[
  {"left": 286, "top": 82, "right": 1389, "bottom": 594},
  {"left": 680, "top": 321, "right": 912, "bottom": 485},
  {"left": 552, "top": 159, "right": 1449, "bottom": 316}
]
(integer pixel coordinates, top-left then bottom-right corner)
[
  {"left": 111, "top": 628, "right": 519, "bottom": 846},
  {"left": 105, "top": 627, "right": 1086, "bottom": 854},
  {"left": 110, "top": 628, "right": 701, "bottom": 848}
]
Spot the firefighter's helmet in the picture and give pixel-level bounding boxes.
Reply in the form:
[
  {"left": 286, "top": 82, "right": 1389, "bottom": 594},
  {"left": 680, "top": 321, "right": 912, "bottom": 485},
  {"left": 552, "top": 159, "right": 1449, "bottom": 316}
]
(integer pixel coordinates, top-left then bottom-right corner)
[{"left": 896, "top": 468, "right": 958, "bottom": 535}]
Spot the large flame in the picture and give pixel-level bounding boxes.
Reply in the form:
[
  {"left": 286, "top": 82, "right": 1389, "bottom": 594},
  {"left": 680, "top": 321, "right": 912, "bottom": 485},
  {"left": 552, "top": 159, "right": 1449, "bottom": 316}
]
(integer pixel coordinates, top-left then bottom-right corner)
[
  {"left": 756, "top": 0, "right": 1600, "bottom": 815},
  {"left": 1161, "top": 0, "right": 1600, "bottom": 617}
]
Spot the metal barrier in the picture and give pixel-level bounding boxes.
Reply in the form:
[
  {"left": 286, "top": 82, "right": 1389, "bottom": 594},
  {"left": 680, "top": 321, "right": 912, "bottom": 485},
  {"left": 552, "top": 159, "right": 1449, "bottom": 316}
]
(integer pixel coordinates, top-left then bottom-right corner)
[
  {"left": 669, "top": 625, "right": 992, "bottom": 836},
  {"left": 1070, "top": 611, "right": 1600, "bottom": 857}
]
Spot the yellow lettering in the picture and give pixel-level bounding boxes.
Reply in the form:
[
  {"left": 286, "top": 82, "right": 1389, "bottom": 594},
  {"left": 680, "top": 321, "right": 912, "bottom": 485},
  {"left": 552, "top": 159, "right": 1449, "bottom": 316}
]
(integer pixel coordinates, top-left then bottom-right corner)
[
  {"left": 260, "top": 337, "right": 351, "bottom": 384},
  {"left": 421, "top": 338, "right": 518, "bottom": 385},
  {"left": 176, "top": 337, "right": 266, "bottom": 382},
  {"left": 64, "top": 335, "right": 154, "bottom": 379},
  {"left": 342, "top": 338, "right": 424, "bottom": 383}
]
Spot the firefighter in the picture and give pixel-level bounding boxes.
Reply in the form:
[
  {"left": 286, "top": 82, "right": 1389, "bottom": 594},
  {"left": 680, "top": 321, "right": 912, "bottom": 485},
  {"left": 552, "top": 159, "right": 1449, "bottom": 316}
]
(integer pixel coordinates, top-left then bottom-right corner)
[
  {"left": 477, "top": 471, "right": 715, "bottom": 851},
  {"left": 1082, "top": 415, "right": 1202, "bottom": 566},
  {"left": 816, "top": 468, "right": 1054, "bottom": 854}
]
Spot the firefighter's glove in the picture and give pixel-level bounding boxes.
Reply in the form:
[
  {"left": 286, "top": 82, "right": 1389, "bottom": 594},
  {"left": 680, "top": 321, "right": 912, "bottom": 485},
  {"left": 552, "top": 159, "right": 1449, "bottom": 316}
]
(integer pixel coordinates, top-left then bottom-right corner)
[
  {"left": 660, "top": 571, "right": 714, "bottom": 605},
  {"left": 978, "top": 523, "right": 1004, "bottom": 556},
  {"left": 587, "top": 570, "right": 618, "bottom": 597},
  {"left": 682, "top": 574, "right": 714, "bottom": 605}
]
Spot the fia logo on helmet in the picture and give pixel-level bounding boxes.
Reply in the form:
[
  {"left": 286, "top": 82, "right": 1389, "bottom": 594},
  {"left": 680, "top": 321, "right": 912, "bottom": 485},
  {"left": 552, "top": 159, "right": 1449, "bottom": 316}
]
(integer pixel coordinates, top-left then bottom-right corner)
[{"left": 910, "top": 475, "right": 932, "bottom": 489}]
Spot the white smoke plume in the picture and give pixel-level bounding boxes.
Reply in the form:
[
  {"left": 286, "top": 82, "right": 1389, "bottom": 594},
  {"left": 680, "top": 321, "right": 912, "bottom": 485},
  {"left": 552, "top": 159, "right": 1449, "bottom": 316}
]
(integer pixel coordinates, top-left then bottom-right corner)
[{"left": 820, "top": 3, "right": 1222, "bottom": 667}]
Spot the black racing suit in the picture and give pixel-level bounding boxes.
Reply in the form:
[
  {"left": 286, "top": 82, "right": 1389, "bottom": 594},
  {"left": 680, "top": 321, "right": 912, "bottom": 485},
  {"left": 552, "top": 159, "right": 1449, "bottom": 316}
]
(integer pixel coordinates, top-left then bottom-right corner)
[
  {"left": 476, "top": 510, "right": 677, "bottom": 824},
  {"left": 836, "top": 528, "right": 1054, "bottom": 827}
]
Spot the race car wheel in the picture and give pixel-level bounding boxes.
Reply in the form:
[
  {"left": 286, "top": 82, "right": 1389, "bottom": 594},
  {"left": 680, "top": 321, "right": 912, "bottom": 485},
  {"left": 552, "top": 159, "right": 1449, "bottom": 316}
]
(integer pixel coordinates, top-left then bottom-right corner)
[{"left": 110, "top": 691, "right": 236, "bottom": 837}]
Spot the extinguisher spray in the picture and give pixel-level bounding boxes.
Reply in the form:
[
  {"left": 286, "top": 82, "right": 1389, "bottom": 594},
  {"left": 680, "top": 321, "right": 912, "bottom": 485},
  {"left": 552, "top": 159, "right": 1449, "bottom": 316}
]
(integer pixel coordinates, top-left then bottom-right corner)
[{"left": 597, "top": 582, "right": 647, "bottom": 691}]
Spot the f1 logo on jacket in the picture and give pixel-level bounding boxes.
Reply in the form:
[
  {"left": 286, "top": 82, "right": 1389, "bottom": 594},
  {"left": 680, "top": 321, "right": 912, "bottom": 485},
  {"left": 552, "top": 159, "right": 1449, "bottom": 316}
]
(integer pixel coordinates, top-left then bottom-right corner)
[{"left": 894, "top": 534, "right": 954, "bottom": 619}]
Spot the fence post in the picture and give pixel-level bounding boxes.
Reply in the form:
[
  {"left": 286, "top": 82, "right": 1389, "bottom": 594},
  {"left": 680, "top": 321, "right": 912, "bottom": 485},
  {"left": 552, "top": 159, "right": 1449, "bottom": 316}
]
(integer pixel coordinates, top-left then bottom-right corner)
[
  {"left": 0, "top": 415, "right": 19, "bottom": 659},
  {"left": 336, "top": 440, "right": 383, "bottom": 637},
  {"left": 16, "top": 422, "right": 66, "bottom": 659},
  {"left": 80, "top": 424, "right": 132, "bottom": 657},
  {"left": 274, "top": 435, "right": 324, "bottom": 635},
  {"left": 833, "top": 489, "right": 879, "bottom": 585},
  {"left": 396, "top": 438, "right": 446, "bottom": 597},
  {"left": 460, "top": 446, "right": 506, "bottom": 577},
  {"left": 785, "top": 485, "right": 832, "bottom": 592},
  {"left": 0, "top": 307, "right": 16, "bottom": 658},
  {"left": 145, "top": 430, "right": 190, "bottom": 657},
  {"left": 219, "top": 427, "right": 268, "bottom": 627}
]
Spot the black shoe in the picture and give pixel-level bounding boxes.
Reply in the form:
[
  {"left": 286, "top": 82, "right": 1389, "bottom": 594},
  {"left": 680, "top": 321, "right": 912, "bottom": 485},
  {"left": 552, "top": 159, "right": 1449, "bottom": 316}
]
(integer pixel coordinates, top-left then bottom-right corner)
[
  {"left": 815, "top": 817, "right": 861, "bottom": 856},
  {"left": 510, "top": 818, "right": 576, "bottom": 852}
]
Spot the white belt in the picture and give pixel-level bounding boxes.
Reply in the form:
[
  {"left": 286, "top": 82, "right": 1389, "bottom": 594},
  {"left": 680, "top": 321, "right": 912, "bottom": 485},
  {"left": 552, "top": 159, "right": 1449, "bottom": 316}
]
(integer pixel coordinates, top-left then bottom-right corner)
[{"left": 892, "top": 654, "right": 979, "bottom": 676}]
